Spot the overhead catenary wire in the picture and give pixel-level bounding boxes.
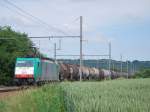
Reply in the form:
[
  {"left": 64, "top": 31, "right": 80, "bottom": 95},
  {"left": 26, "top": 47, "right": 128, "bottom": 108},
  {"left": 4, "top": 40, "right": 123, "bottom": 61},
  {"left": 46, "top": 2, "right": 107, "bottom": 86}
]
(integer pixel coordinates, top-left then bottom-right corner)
[
  {"left": 0, "top": 1, "right": 53, "bottom": 34},
  {"left": 59, "top": 17, "right": 80, "bottom": 36},
  {"left": 2, "top": 0, "right": 69, "bottom": 35},
  {"left": 1, "top": 0, "right": 80, "bottom": 35},
  {"left": 62, "top": 17, "right": 80, "bottom": 28},
  {"left": 0, "top": 2, "right": 37, "bottom": 26}
]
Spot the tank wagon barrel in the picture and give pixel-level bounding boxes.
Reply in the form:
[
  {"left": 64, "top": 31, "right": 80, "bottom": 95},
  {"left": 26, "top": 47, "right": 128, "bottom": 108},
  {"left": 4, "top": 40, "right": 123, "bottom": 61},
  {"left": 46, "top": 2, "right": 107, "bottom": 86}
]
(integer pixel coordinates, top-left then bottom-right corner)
[{"left": 80, "top": 67, "right": 89, "bottom": 80}]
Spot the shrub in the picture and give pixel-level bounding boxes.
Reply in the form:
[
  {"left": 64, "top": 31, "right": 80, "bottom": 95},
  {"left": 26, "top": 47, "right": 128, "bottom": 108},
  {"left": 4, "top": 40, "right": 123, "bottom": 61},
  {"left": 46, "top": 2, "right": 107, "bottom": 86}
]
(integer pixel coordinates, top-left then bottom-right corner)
[{"left": 134, "top": 69, "right": 150, "bottom": 78}]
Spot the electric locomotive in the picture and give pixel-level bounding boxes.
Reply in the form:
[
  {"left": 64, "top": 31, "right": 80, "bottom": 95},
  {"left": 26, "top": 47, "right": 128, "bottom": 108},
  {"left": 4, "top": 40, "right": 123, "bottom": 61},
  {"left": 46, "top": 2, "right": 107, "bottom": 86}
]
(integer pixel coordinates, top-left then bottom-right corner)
[{"left": 14, "top": 58, "right": 59, "bottom": 85}]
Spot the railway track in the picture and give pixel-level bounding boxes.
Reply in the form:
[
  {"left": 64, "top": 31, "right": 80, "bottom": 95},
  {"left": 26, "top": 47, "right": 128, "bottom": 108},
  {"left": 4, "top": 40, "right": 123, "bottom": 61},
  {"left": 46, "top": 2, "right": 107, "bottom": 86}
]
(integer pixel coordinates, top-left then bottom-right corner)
[{"left": 0, "top": 86, "right": 30, "bottom": 93}]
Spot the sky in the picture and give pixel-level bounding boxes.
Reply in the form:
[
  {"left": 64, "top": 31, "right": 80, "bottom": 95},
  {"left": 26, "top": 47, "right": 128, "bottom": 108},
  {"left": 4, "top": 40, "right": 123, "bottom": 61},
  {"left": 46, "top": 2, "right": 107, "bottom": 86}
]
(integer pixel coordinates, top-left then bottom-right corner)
[{"left": 0, "top": 0, "right": 150, "bottom": 61}]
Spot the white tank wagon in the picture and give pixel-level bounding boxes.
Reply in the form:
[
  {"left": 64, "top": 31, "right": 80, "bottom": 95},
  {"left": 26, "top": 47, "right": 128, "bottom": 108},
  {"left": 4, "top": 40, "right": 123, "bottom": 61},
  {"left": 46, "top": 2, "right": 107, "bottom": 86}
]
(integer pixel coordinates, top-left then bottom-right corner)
[
  {"left": 100, "top": 69, "right": 111, "bottom": 80},
  {"left": 81, "top": 67, "right": 90, "bottom": 80},
  {"left": 99, "top": 69, "right": 104, "bottom": 80},
  {"left": 111, "top": 71, "right": 118, "bottom": 79},
  {"left": 88, "top": 68, "right": 95, "bottom": 79},
  {"left": 90, "top": 68, "right": 100, "bottom": 80}
]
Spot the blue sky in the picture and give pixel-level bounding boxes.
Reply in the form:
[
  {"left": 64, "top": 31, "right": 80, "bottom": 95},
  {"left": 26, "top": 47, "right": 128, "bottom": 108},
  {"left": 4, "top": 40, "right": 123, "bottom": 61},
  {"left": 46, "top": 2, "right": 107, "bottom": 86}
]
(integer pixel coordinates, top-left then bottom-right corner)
[{"left": 0, "top": 0, "right": 150, "bottom": 61}]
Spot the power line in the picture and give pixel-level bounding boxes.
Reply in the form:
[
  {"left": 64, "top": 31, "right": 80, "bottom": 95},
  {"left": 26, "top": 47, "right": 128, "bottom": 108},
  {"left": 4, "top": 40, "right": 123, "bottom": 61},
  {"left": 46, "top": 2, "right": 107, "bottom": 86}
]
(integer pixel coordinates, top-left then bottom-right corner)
[
  {"left": 3, "top": 0, "right": 69, "bottom": 35},
  {"left": 3, "top": 0, "right": 66, "bottom": 34},
  {"left": 0, "top": 2, "right": 35, "bottom": 24},
  {"left": 0, "top": 1, "right": 53, "bottom": 33},
  {"left": 71, "top": 17, "right": 80, "bottom": 24},
  {"left": 64, "top": 17, "right": 80, "bottom": 27},
  {"left": 59, "top": 17, "right": 80, "bottom": 35},
  {"left": 29, "top": 36, "right": 80, "bottom": 39}
]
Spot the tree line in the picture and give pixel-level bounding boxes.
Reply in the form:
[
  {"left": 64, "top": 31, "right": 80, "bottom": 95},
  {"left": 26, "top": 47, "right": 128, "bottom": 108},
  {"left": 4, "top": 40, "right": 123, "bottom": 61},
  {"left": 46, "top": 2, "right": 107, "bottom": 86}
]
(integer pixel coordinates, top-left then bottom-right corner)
[{"left": 0, "top": 26, "right": 39, "bottom": 85}]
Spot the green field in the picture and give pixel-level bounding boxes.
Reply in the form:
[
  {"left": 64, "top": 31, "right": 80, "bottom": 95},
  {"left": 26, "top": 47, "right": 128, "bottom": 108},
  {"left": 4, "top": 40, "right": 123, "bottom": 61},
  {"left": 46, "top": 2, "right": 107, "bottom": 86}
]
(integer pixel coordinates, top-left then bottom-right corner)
[{"left": 0, "top": 79, "right": 150, "bottom": 112}]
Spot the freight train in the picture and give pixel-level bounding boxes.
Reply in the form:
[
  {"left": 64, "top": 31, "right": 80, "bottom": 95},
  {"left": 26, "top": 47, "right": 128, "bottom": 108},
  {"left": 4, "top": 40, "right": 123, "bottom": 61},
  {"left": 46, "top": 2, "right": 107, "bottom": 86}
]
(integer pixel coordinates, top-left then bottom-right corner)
[{"left": 14, "top": 57, "right": 131, "bottom": 85}]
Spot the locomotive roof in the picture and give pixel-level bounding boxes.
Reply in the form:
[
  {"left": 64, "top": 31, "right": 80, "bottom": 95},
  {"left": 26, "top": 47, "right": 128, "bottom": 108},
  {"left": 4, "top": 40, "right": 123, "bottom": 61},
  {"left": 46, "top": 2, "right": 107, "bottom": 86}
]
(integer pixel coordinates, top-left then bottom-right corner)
[{"left": 16, "top": 57, "right": 55, "bottom": 62}]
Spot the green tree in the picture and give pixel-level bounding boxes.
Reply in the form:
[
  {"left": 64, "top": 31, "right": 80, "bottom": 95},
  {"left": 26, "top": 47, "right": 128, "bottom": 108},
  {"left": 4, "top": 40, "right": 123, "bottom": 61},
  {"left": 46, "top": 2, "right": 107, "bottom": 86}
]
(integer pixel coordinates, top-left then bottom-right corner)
[
  {"left": 0, "top": 26, "right": 38, "bottom": 85},
  {"left": 134, "top": 69, "right": 150, "bottom": 78}
]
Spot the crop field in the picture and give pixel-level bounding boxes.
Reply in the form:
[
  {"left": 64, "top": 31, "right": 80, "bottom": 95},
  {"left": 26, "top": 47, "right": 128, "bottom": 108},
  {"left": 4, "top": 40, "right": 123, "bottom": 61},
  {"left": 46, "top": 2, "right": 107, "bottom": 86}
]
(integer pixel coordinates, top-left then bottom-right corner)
[{"left": 0, "top": 79, "right": 150, "bottom": 112}]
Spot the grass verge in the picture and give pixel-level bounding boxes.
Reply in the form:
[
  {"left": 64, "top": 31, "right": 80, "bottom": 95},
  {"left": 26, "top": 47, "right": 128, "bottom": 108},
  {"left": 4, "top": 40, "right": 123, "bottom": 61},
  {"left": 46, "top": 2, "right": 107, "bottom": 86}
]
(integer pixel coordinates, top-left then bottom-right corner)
[{"left": 0, "top": 84, "right": 65, "bottom": 112}]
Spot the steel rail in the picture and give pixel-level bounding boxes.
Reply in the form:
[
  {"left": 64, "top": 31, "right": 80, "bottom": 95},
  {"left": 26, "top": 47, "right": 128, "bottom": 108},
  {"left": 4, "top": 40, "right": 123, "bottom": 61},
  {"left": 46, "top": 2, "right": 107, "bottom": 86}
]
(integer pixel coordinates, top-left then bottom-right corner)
[{"left": 0, "top": 86, "right": 29, "bottom": 93}]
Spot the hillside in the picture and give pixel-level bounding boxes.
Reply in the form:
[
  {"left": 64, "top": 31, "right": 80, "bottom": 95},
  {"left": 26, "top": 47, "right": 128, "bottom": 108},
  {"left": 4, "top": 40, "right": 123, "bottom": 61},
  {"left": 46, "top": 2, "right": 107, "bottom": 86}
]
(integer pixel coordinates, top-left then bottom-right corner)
[{"left": 58, "top": 59, "right": 150, "bottom": 73}]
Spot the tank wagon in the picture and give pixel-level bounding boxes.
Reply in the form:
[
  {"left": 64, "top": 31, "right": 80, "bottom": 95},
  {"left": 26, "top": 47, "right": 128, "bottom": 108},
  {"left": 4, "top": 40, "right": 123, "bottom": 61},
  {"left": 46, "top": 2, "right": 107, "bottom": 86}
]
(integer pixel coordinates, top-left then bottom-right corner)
[
  {"left": 14, "top": 58, "right": 59, "bottom": 85},
  {"left": 58, "top": 64, "right": 131, "bottom": 81},
  {"left": 14, "top": 58, "right": 131, "bottom": 85}
]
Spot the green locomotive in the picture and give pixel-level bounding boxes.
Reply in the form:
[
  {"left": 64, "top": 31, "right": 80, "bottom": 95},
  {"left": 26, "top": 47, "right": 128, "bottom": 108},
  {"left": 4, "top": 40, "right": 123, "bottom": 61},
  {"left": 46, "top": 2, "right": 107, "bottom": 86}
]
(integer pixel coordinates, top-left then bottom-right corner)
[{"left": 14, "top": 58, "right": 59, "bottom": 85}]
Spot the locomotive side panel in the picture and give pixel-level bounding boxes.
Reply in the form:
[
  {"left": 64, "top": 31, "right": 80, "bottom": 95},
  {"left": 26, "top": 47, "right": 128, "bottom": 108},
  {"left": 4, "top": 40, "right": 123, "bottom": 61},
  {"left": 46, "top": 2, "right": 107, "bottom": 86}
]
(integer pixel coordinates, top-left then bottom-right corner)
[{"left": 39, "top": 60, "right": 59, "bottom": 81}]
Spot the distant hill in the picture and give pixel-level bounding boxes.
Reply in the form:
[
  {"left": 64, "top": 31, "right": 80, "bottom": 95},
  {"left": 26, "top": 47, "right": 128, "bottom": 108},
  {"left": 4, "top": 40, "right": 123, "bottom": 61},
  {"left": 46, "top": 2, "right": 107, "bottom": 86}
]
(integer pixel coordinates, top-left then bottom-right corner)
[{"left": 58, "top": 59, "right": 150, "bottom": 73}]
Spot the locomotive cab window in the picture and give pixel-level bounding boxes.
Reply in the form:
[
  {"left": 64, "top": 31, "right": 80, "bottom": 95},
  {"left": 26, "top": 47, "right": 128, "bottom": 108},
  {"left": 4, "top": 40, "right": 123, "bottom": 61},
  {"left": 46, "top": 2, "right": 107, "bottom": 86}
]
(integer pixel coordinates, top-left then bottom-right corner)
[{"left": 16, "top": 61, "right": 34, "bottom": 67}]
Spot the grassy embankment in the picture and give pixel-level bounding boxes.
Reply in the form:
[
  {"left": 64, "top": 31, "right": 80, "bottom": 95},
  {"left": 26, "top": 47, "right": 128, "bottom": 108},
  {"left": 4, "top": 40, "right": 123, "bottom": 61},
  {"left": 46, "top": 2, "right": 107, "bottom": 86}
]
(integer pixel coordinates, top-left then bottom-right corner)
[
  {"left": 0, "top": 79, "right": 150, "bottom": 112},
  {"left": 0, "top": 84, "right": 65, "bottom": 112}
]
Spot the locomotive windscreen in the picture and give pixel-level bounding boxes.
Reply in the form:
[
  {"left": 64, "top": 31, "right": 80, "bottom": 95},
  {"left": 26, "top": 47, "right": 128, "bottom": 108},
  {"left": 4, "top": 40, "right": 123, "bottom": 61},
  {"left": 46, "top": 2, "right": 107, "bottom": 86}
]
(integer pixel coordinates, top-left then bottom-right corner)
[
  {"left": 15, "top": 60, "right": 34, "bottom": 78},
  {"left": 16, "top": 61, "right": 33, "bottom": 67}
]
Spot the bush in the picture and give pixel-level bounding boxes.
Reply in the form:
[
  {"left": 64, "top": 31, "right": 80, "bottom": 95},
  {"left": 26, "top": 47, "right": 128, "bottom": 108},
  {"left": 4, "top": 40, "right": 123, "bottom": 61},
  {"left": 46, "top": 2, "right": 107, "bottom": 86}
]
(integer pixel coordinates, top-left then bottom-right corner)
[
  {"left": 134, "top": 69, "right": 150, "bottom": 78},
  {"left": 0, "top": 26, "right": 36, "bottom": 85}
]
